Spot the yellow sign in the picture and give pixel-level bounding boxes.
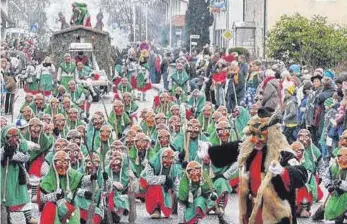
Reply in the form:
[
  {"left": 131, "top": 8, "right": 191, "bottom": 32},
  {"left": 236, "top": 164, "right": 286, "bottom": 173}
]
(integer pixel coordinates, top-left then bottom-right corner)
[{"left": 222, "top": 30, "right": 233, "bottom": 41}]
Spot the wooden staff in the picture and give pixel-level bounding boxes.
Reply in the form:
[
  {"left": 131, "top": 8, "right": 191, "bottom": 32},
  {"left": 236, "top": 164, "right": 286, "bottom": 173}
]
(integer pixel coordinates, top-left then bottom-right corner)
[
  {"left": 2, "top": 157, "right": 10, "bottom": 203},
  {"left": 125, "top": 146, "right": 137, "bottom": 223},
  {"left": 101, "top": 143, "right": 112, "bottom": 224},
  {"left": 184, "top": 132, "right": 191, "bottom": 162}
]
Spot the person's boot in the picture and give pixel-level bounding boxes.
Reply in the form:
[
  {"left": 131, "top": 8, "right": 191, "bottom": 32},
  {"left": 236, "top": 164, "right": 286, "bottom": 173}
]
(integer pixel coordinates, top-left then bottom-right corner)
[
  {"left": 150, "top": 208, "right": 161, "bottom": 219},
  {"left": 112, "top": 212, "right": 121, "bottom": 223}
]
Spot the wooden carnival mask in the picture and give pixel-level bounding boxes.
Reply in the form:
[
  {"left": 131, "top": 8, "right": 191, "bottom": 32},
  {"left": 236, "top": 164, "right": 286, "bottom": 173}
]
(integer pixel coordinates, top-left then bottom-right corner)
[
  {"left": 186, "top": 161, "right": 202, "bottom": 183},
  {"left": 337, "top": 147, "right": 347, "bottom": 170}
]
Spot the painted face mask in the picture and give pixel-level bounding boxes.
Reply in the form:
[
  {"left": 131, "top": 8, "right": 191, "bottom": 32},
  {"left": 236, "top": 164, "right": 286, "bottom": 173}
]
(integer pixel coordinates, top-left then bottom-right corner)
[
  {"left": 113, "top": 100, "right": 124, "bottom": 116},
  {"left": 6, "top": 128, "right": 20, "bottom": 148},
  {"left": 217, "top": 106, "right": 228, "bottom": 117},
  {"left": 76, "top": 125, "right": 86, "bottom": 139},
  {"left": 68, "top": 109, "right": 78, "bottom": 122},
  {"left": 337, "top": 147, "right": 347, "bottom": 169},
  {"left": 130, "top": 125, "right": 143, "bottom": 133},
  {"left": 291, "top": 141, "right": 305, "bottom": 161},
  {"left": 160, "top": 92, "right": 170, "bottom": 105},
  {"left": 111, "top": 140, "right": 125, "bottom": 154},
  {"left": 297, "top": 129, "right": 311, "bottom": 148},
  {"left": 68, "top": 81, "right": 76, "bottom": 92},
  {"left": 35, "top": 94, "right": 44, "bottom": 109},
  {"left": 65, "top": 143, "right": 81, "bottom": 166},
  {"left": 248, "top": 129, "right": 268, "bottom": 150},
  {"left": 100, "top": 125, "right": 112, "bottom": 142},
  {"left": 134, "top": 133, "right": 150, "bottom": 151},
  {"left": 169, "top": 116, "right": 181, "bottom": 133},
  {"left": 212, "top": 111, "right": 223, "bottom": 124},
  {"left": 145, "top": 111, "right": 155, "bottom": 127},
  {"left": 123, "top": 92, "right": 132, "bottom": 106},
  {"left": 54, "top": 114, "right": 66, "bottom": 131},
  {"left": 54, "top": 139, "right": 69, "bottom": 152},
  {"left": 158, "top": 130, "right": 171, "bottom": 147},
  {"left": 0, "top": 117, "right": 7, "bottom": 128},
  {"left": 175, "top": 88, "right": 183, "bottom": 98},
  {"left": 23, "top": 106, "right": 32, "bottom": 121},
  {"left": 53, "top": 151, "right": 70, "bottom": 176},
  {"left": 140, "top": 109, "right": 149, "bottom": 120},
  {"left": 170, "top": 105, "right": 180, "bottom": 116},
  {"left": 25, "top": 94, "right": 33, "bottom": 103},
  {"left": 63, "top": 98, "right": 71, "bottom": 110},
  {"left": 155, "top": 113, "right": 167, "bottom": 125},
  {"left": 29, "top": 118, "right": 42, "bottom": 139},
  {"left": 216, "top": 121, "right": 231, "bottom": 143},
  {"left": 187, "top": 119, "right": 201, "bottom": 140},
  {"left": 339, "top": 131, "right": 347, "bottom": 147},
  {"left": 232, "top": 107, "right": 240, "bottom": 118},
  {"left": 92, "top": 113, "right": 105, "bottom": 130},
  {"left": 67, "top": 130, "right": 82, "bottom": 146},
  {"left": 202, "top": 105, "right": 213, "bottom": 118},
  {"left": 186, "top": 161, "right": 202, "bottom": 183},
  {"left": 125, "top": 130, "right": 137, "bottom": 147},
  {"left": 162, "top": 148, "right": 175, "bottom": 169},
  {"left": 42, "top": 114, "right": 52, "bottom": 124},
  {"left": 110, "top": 153, "right": 123, "bottom": 173},
  {"left": 85, "top": 153, "right": 100, "bottom": 174},
  {"left": 176, "top": 63, "right": 184, "bottom": 72}
]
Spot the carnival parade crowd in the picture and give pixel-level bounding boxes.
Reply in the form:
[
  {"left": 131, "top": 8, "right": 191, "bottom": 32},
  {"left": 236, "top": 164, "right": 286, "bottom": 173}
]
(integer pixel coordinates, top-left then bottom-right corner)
[{"left": 1, "top": 34, "right": 347, "bottom": 224}]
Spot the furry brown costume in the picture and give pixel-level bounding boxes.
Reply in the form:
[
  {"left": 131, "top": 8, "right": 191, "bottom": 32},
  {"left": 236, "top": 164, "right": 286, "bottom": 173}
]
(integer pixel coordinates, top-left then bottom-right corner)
[{"left": 209, "top": 107, "right": 308, "bottom": 224}]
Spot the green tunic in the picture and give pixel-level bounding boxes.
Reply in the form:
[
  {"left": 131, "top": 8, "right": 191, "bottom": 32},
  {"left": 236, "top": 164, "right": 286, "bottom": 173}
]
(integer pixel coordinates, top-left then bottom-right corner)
[
  {"left": 118, "top": 84, "right": 132, "bottom": 94},
  {"left": 172, "top": 134, "right": 209, "bottom": 162},
  {"left": 23, "top": 132, "right": 53, "bottom": 163},
  {"left": 324, "top": 162, "right": 347, "bottom": 220},
  {"left": 129, "top": 146, "right": 156, "bottom": 178},
  {"left": 178, "top": 172, "right": 214, "bottom": 222},
  {"left": 231, "top": 106, "right": 251, "bottom": 140},
  {"left": 0, "top": 139, "right": 30, "bottom": 207},
  {"left": 59, "top": 62, "right": 76, "bottom": 89},
  {"left": 40, "top": 167, "right": 83, "bottom": 224},
  {"left": 108, "top": 111, "right": 131, "bottom": 139},
  {"left": 125, "top": 102, "right": 139, "bottom": 115},
  {"left": 211, "top": 165, "right": 232, "bottom": 196},
  {"left": 66, "top": 119, "right": 86, "bottom": 131},
  {"left": 188, "top": 95, "right": 206, "bottom": 117},
  {"left": 302, "top": 144, "right": 322, "bottom": 201},
  {"left": 40, "top": 73, "right": 53, "bottom": 91},
  {"left": 69, "top": 86, "right": 86, "bottom": 107},
  {"left": 170, "top": 70, "right": 189, "bottom": 93}
]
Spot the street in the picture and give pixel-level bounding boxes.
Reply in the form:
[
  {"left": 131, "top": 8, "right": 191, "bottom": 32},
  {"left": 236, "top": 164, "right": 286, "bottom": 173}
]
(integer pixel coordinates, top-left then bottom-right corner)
[{"left": 4, "top": 85, "right": 329, "bottom": 224}]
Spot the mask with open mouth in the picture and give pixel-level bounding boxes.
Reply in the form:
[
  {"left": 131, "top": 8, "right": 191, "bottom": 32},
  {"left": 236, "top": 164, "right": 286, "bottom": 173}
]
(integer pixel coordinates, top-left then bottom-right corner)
[
  {"left": 186, "top": 161, "right": 202, "bottom": 183},
  {"left": 68, "top": 108, "right": 79, "bottom": 122},
  {"left": 162, "top": 148, "right": 175, "bottom": 169},
  {"left": 100, "top": 125, "right": 112, "bottom": 142},
  {"left": 297, "top": 129, "right": 311, "bottom": 149},
  {"left": 113, "top": 100, "right": 124, "bottom": 116},
  {"left": 29, "top": 118, "right": 42, "bottom": 139},
  {"left": 134, "top": 133, "right": 150, "bottom": 151},
  {"left": 216, "top": 121, "right": 231, "bottom": 143},
  {"left": 85, "top": 153, "right": 100, "bottom": 174},
  {"left": 158, "top": 129, "right": 171, "bottom": 147},
  {"left": 110, "top": 152, "right": 123, "bottom": 173},
  {"left": 337, "top": 147, "right": 347, "bottom": 169},
  {"left": 187, "top": 119, "right": 201, "bottom": 140},
  {"left": 169, "top": 116, "right": 181, "bottom": 133},
  {"left": 53, "top": 151, "right": 70, "bottom": 176},
  {"left": 54, "top": 114, "right": 66, "bottom": 131}
]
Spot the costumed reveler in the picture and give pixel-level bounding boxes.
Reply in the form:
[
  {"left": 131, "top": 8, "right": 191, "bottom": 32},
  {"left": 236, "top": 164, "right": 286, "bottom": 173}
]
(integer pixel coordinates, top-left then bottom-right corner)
[
  {"left": 108, "top": 100, "right": 131, "bottom": 139},
  {"left": 208, "top": 107, "right": 308, "bottom": 224},
  {"left": 1, "top": 127, "right": 37, "bottom": 223}
]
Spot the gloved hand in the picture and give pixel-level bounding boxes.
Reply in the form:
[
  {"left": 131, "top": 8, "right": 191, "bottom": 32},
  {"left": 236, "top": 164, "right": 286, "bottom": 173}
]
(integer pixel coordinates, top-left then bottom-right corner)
[
  {"left": 326, "top": 184, "right": 335, "bottom": 193},
  {"left": 333, "top": 179, "right": 342, "bottom": 188},
  {"left": 102, "top": 172, "right": 108, "bottom": 181},
  {"left": 210, "top": 191, "right": 218, "bottom": 201},
  {"left": 178, "top": 151, "right": 185, "bottom": 161},
  {"left": 268, "top": 161, "right": 284, "bottom": 176},
  {"left": 84, "top": 191, "right": 93, "bottom": 200},
  {"left": 4, "top": 144, "right": 15, "bottom": 159},
  {"left": 164, "top": 176, "right": 173, "bottom": 192},
  {"left": 53, "top": 127, "right": 60, "bottom": 136},
  {"left": 90, "top": 173, "right": 98, "bottom": 181},
  {"left": 56, "top": 188, "right": 64, "bottom": 200},
  {"left": 182, "top": 161, "right": 188, "bottom": 169}
]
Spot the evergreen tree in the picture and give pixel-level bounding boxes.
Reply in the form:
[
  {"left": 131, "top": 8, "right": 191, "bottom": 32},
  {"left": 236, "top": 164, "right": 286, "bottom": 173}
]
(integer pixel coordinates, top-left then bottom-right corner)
[{"left": 185, "top": 0, "right": 213, "bottom": 49}]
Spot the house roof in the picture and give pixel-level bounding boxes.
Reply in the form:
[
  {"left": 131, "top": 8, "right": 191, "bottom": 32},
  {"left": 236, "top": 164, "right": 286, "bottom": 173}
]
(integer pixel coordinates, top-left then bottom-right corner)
[
  {"left": 53, "top": 25, "right": 109, "bottom": 36},
  {"left": 172, "top": 15, "right": 185, "bottom": 27}
]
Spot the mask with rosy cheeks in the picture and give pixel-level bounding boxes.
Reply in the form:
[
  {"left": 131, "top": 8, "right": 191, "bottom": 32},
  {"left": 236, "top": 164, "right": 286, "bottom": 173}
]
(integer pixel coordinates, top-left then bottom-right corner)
[
  {"left": 54, "top": 114, "right": 66, "bottom": 131},
  {"left": 339, "top": 131, "right": 347, "bottom": 147},
  {"left": 123, "top": 92, "right": 132, "bottom": 105},
  {"left": 130, "top": 125, "right": 143, "bottom": 133},
  {"left": 92, "top": 114, "right": 104, "bottom": 130},
  {"left": 202, "top": 106, "right": 212, "bottom": 118},
  {"left": 42, "top": 114, "right": 52, "bottom": 124},
  {"left": 140, "top": 109, "right": 149, "bottom": 119},
  {"left": 85, "top": 153, "right": 100, "bottom": 174},
  {"left": 297, "top": 129, "right": 311, "bottom": 148},
  {"left": 175, "top": 88, "right": 183, "bottom": 97},
  {"left": 76, "top": 125, "right": 86, "bottom": 138},
  {"left": 100, "top": 125, "right": 112, "bottom": 142},
  {"left": 216, "top": 121, "right": 231, "bottom": 143},
  {"left": 217, "top": 106, "right": 228, "bottom": 117},
  {"left": 35, "top": 97, "right": 44, "bottom": 109},
  {"left": 113, "top": 100, "right": 124, "bottom": 116},
  {"left": 249, "top": 130, "right": 269, "bottom": 150},
  {"left": 6, "top": 128, "right": 20, "bottom": 148},
  {"left": 23, "top": 107, "right": 32, "bottom": 121},
  {"left": 158, "top": 130, "right": 171, "bottom": 147},
  {"left": 176, "top": 63, "right": 184, "bottom": 72},
  {"left": 160, "top": 93, "right": 170, "bottom": 105},
  {"left": 162, "top": 149, "right": 175, "bottom": 168},
  {"left": 0, "top": 118, "right": 7, "bottom": 128},
  {"left": 291, "top": 141, "right": 305, "bottom": 161},
  {"left": 186, "top": 161, "right": 202, "bottom": 183},
  {"left": 125, "top": 131, "right": 136, "bottom": 147},
  {"left": 337, "top": 147, "right": 347, "bottom": 169},
  {"left": 68, "top": 82, "right": 76, "bottom": 92},
  {"left": 63, "top": 99, "right": 71, "bottom": 110},
  {"left": 110, "top": 154, "right": 123, "bottom": 173},
  {"left": 54, "top": 139, "right": 69, "bottom": 152},
  {"left": 232, "top": 107, "right": 240, "bottom": 118},
  {"left": 145, "top": 112, "right": 155, "bottom": 127},
  {"left": 29, "top": 118, "right": 42, "bottom": 139},
  {"left": 212, "top": 112, "right": 222, "bottom": 124},
  {"left": 67, "top": 130, "right": 82, "bottom": 146},
  {"left": 121, "top": 78, "right": 128, "bottom": 85},
  {"left": 65, "top": 143, "right": 81, "bottom": 165},
  {"left": 169, "top": 116, "right": 181, "bottom": 133},
  {"left": 155, "top": 113, "right": 167, "bottom": 125},
  {"left": 134, "top": 133, "right": 150, "bottom": 151},
  {"left": 187, "top": 119, "right": 201, "bottom": 140},
  {"left": 111, "top": 141, "right": 125, "bottom": 154},
  {"left": 25, "top": 96, "right": 33, "bottom": 103},
  {"left": 53, "top": 151, "right": 70, "bottom": 176},
  {"left": 68, "top": 110, "right": 78, "bottom": 122},
  {"left": 170, "top": 106, "right": 180, "bottom": 116}
]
